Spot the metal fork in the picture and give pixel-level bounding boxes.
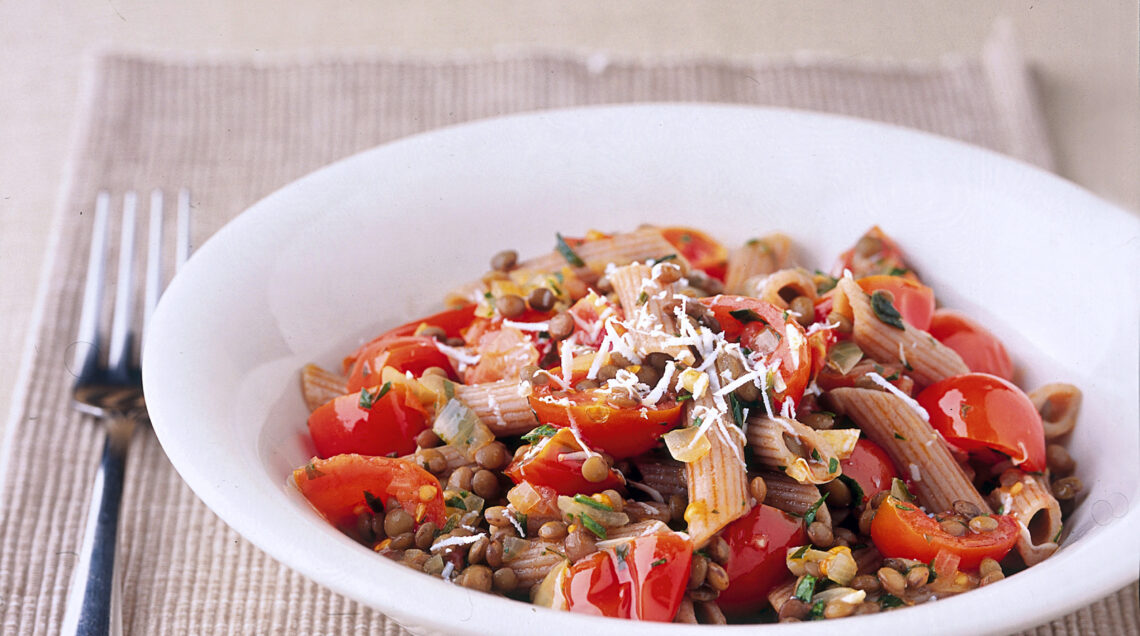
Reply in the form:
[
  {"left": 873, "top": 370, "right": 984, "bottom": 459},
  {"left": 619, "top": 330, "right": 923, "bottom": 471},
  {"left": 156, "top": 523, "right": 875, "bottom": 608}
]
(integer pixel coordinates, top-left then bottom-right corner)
[{"left": 61, "top": 190, "right": 191, "bottom": 636}]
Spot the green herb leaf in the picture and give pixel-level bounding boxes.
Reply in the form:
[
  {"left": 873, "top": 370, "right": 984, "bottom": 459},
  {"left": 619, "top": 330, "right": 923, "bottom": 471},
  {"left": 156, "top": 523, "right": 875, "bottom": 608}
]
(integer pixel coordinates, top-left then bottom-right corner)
[
  {"left": 651, "top": 557, "right": 667, "bottom": 568},
  {"left": 363, "top": 490, "right": 384, "bottom": 513},
  {"left": 729, "top": 308, "right": 766, "bottom": 324},
  {"left": 444, "top": 495, "right": 467, "bottom": 510},
  {"left": 838, "top": 474, "right": 864, "bottom": 508},
  {"left": 651, "top": 253, "right": 678, "bottom": 264},
  {"left": 811, "top": 448, "right": 821, "bottom": 461},
  {"left": 810, "top": 600, "right": 825, "bottom": 619},
  {"left": 615, "top": 543, "right": 630, "bottom": 567},
  {"left": 637, "top": 291, "right": 649, "bottom": 305},
  {"left": 794, "top": 575, "right": 817, "bottom": 603},
  {"left": 676, "top": 392, "right": 693, "bottom": 402},
  {"left": 514, "top": 511, "right": 528, "bottom": 536},
  {"left": 573, "top": 494, "right": 613, "bottom": 511},
  {"left": 358, "top": 381, "right": 393, "bottom": 409},
  {"left": 1052, "top": 524, "right": 1063, "bottom": 544},
  {"left": 828, "top": 457, "right": 839, "bottom": 474},
  {"left": 440, "top": 514, "right": 459, "bottom": 534},
  {"left": 894, "top": 432, "right": 907, "bottom": 441},
  {"left": 803, "top": 493, "right": 830, "bottom": 527},
  {"left": 871, "top": 290, "right": 906, "bottom": 330},
  {"left": 579, "top": 513, "right": 607, "bottom": 539},
  {"left": 555, "top": 233, "right": 586, "bottom": 267},
  {"left": 888, "top": 267, "right": 909, "bottom": 277},
  {"left": 890, "top": 477, "right": 915, "bottom": 502},
  {"left": 729, "top": 394, "right": 745, "bottom": 427},
  {"left": 790, "top": 545, "right": 810, "bottom": 560},
  {"left": 879, "top": 594, "right": 905, "bottom": 608},
  {"left": 521, "top": 424, "right": 559, "bottom": 443}
]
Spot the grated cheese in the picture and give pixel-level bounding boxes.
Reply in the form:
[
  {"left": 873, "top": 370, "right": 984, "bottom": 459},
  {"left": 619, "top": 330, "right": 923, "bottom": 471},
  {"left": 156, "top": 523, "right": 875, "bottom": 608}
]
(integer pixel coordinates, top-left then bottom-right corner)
[
  {"left": 502, "top": 319, "right": 552, "bottom": 332},
  {"left": 864, "top": 371, "right": 929, "bottom": 421},
  {"left": 434, "top": 341, "right": 481, "bottom": 366},
  {"left": 626, "top": 480, "right": 665, "bottom": 503},
  {"left": 431, "top": 533, "right": 486, "bottom": 551}
]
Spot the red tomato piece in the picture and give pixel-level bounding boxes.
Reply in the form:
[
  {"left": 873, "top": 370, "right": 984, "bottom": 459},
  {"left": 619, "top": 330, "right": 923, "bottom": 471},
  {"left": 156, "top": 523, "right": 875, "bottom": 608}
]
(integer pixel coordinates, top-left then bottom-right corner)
[
  {"left": 697, "top": 295, "right": 811, "bottom": 408},
  {"left": 805, "top": 326, "right": 836, "bottom": 379},
  {"left": 857, "top": 275, "right": 935, "bottom": 332},
  {"left": 344, "top": 336, "right": 454, "bottom": 392},
  {"left": 564, "top": 533, "right": 692, "bottom": 621},
  {"left": 660, "top": 227, "right": 728, "bottom": 281},
  {"left": 307, "top": 383, "right": 428, "bottom": 458},
  {"left": 816, "top": 359, "right": 914, "bottom": 395},
  {"left": 504, "top": 428, "right": 625, "bottom": 496},
  {"left": 831, "top": 226, "right": 917, "bottom": 280},
  {"left": 528, "top": 385, "right": 683, "bottom": 460},
  {"left": 717, "top": 504, "right": 807, "bottom": 615},
  {"left": 928, "top": 309, "right": 1014, "bottom": 380},
  {"left": 373, "top": 304, "right": 477, "bottom": 341},
  {"left": 292, "top": 454, "right": 446, "bottom": 536},
  {"left": 838, "top": 439, "right": 900, "bottom": 506},
  {"left": 870, "top": 495, "right": 1019, "bottom": 570},
  {"left": 917, "top": 373, "right": 1046, "bottom": 471},
  {"left": 464, "top": 325, "right": 540, "bottom": 384}
]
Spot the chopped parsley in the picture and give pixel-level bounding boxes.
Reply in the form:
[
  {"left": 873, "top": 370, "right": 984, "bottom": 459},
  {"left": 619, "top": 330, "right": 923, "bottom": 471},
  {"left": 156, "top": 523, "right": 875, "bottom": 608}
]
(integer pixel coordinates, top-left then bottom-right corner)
[
  {"left": 1052, "top": 524, "right": 1064, "bottom": 543},
  {"left": 789, "top": 545, "right": 810, "bottom": 559},
  {"left": 651, "top": 253, "right": 678, "bottom": 264},
  {"left": 358, "top": 381, "right": 392, "bottom": 409},
  {"left": 637, "top": 291, "right": 649, "bottom": 305},
  {"left": 578, "top": 513, "right": 607, "bottom": 539},
  {"left": 811, "top": 448, "right": 821, "bottom": 461},
  {"left": 444, "top": 495, "right": 467, "bottom": 510},
  {"left": 615, "top": 543, "right": 630, "bottom": 566},
  {"left": 676, "top": 392, "right": 694, "bottom": 402},
  {"left": 888, "top": 267, "right": 909, "bottom": 277},
  {"left": 838, "top": 474, "right": 864, "bottom": 507},
  {"left": 729, "top": 394, "right": 745, "bottom": 427},
  {"left": 440, "top": 514, "right": 459, "bottom": 534},
  {"left": 363, "top": 490, "right": 384, "bottom": 513},
  {"left": 809, "top": 600, "right": 825, "bottom": 619},
  {"left": 802, "top": 493, "right": 830, "bottom": 526},
  {"left": 879, "top": 594, "right": 905, "bottom": 608},
  {"left": 828, "top": 457, "right": 839, "bottom": 474},
  {"left": 729, "top": 308, "right": 768, "bottom": 324},
  {"left": 870, "top": 290, "right": 906, "bottom": 330},
  {"left": 650, "top": 557, "right": 668, "bottom": 568},
  {"left": 960, "top": 402, "right": 974, "bottom": 416},
  {"left": 521, "top": 424, "right": 559, "bottom": 443},
  {"left": 894, "top": 432, "right": 907, "bottom": 441},
  {"left": 573, "top": 494, "right": 613, "bottom": 511},
  {"left": 514, "top": 511, "right": 529, "bottom": 536},
  {"left": 555, "top": 233, "right": 586, "bottom": 267},
  {"left": 303, "top": 462, "right": 324, "bottom": 480},
  {"left": 794, "top": 574, "right": 817, "bottom": 602}
]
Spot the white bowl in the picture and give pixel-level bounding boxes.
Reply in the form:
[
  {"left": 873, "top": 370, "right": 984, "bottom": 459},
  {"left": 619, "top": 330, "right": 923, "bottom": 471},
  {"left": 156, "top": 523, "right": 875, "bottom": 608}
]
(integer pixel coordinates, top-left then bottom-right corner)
[{"left": 143, "top": 104, "right": 1139, "bottom": 635}]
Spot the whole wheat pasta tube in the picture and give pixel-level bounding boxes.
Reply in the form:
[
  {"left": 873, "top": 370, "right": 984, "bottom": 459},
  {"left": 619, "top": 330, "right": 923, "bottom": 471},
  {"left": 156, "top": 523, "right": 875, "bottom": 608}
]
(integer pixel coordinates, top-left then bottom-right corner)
[
  {"left": 504, "top": 539, "right": 567, "bottom": 590},
  {"left": 827, "top": 387, "right": 990, "bottom": 514},
  {"left": 767, "top": 578, "right": 799, "bottom": 614},
  {"left": 757, "top": 472, "right": 832, "bottom": 528},
  {"left": 446, "top": 228, "right": 688, "bottom": 304},
  {"left": 630, "top": 456, "right": 687, "bottom": 501},
  {"left": 837, "top": 277, "right": 968, "bottom": 386},
  {"left": 604, "top": 519, "right": 673, "bottom": 541},
  {"left": 683, "top": 394, "right": 750, "bottom": 548},
  {"left": 452, "top": 379, "right": 539, "bottom": 435},
  {"left": 300, "top": 363, "right": 348, "bottom": 412},
  {"left": 1029, "top": 383, "right": 1082, "bottom": 440},
  {"left": 992, "top": 470, "right": 1062, "bottom": 566},
  {"left": 746, "top": 416, "right": 842, "bottom": 485},
  {"left": 724, "top": 233, "right": 793, "bottom": 295},
  {"left": 607, "top": 262, "right": 695, "bottom": 365},
  {"left": 752, "top": 268, "right": 817, "bottom": 311}
]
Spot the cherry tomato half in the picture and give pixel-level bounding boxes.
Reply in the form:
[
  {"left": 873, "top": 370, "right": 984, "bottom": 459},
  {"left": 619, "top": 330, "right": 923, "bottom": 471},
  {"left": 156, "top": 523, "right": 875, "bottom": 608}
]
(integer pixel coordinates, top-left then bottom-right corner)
[
  {"left": 838, "top": 438, "right": 900, "bottom": 506},
  {"left": 292, "top": 454, "right": 446, "bottom": 538},
  {"left": 928, "top": 309, "right": 1014, "bottom": 381},
  {"left": 345, "top": 336, "right": 454, "bottom": 393},
  {"left": 661, "top": 226, "right": 728, "bottom": 281},
  {"left": 870, "top": 495, "right": 1018, "bottom": 570},
  {"left": 697, "top": 296, "right": 811, "bottom": 408},
  {"left": 564, "top": 532, "right": 692, "bottom": 621},
  {"left": 307, "top": 383, "right": 428, "bottom": 458},
  {"left": 504, "top": 428, "right": 625, "bottom": 496},
  {"left": 717, "top": 504, "right": 807, "bottom": 615},
  {"left": 917, "top": 373, "right": 1046, "bottom": 471},
  {"left": 344, "top": 305, "right": 477, "bottom": 371},
  {"left": 857, "top": 275, "right": 935, "bottom": 332},
  {"left": 528, "top": 385, "right": 684, "bottom": 460},
  {"left": 831, "top": 226, "right": 917, "bottom": 280}
]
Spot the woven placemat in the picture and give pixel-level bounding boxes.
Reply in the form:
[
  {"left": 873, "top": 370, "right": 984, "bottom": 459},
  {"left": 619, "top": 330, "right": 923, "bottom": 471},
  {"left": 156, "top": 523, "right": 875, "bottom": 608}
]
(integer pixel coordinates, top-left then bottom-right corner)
[{"left": 2, "top": 37, "right": 1136, "bottom": 635}]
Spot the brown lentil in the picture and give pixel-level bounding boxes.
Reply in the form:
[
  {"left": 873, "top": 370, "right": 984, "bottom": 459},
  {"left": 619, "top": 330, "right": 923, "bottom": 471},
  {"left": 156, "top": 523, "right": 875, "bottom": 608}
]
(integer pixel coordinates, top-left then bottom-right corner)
[
  {"left": 472, "top": 469, "right": 501, "bottom": 500},
  {"left": 527, "top": 287, "right": 556, "bottom": 312},
  {"left": 821, "top": 478, "right": 851, "bottom": 508},
  {"left": 654, "top": 262, "right": 684, "bottom": 284},
  {"left": 370, "top": 512, "right": 387, "bottom": 540},
  {"left": 475, "top": 442, "right": 509, "bottom": 471},
  {"left": 356, "top": 511, "right": 376, "bottom": 543},
  {"left": 1052, "top": 475, "right": 1082, "bottom": 500},
  {"left": 980, "top": 570, "right": 1005, "bottom": 586},
  {"left": 968, "top": 515, "right": 999, "bottom": 533},
  {"left": 858, "top": 507, "right": 876, "bottom": 536},
  {"left": 415, "top": 429, "right": 442, "bottom": 449},
  {"left": 800, "top": 411, "right": 835, "bottom": 430},
  {"left": 538, "top": 520, "right": 568, "bottom": 541},
  {"left": 644, "top": 352, "right": 672, "bottom": 372},
  {"left": 419, "top": 448, "right": 448, "bottom": 474},
  {"left": 384, "top": 509, "right": 415, "bottom": 537},
  {"left": 495, "top": 294, "right": 526, "bottom": 319},
  {"left": 906, "top": 565, "right": 930, "bottom": 588},
  {"left": 789, "top": 296, "right": 815, "bottom": 327},
  {"left": 778, "top": 598, "right": 811, "bottom": 622},
  {"left": 596, "top": 364, "right": 620, "bottom": 381},
  {"left": 869, "top": 490, "right": 890, "bottom": 509},
  {"left": 706, "top": 536, "right": 731, "bottom": 565},
  {"left": 749, "top": 476, "right": 768, "bottom": 506},
  {"left": 940, "top": 518, "right": 968, "bottom": 537},
  {"left": 445, "top": 336, "right": 465, "bottom": 347},
  {"left": 414, "top": 522, "right": 436, "bottom": 550},
  {"left": 422, "top": 554, "right": 446, "bottom": 576},
  {"left": 804, "top": 561, "right": 823, "bottom": 578},
  {"left": 807, "top": 521, "right": 834, "bottom": 548},
  {"left": 564, "top": 276, "right": 588, "bottom": 299},
  {"left": 601, "top": 490, "right": 624, "bottom": 512},
  {"left": 877, "top": 567, "right": 907, "bottom": 596},
  {"left": 548, "top": 312, "right": 575, "bottom": 340},
  {"left": 636, "top": 364, "right": 662, "bottom": 387},
  {"left": 520, "top": 364, "right": 547, "bottom": 385},
  {"left": 669, "top": 494, "right": 688, "bottom": 523},
  {"left": 485, "top": 540, "right": 504, "bottom": 568},
  {"left": 834, "top": 527, "right": 857, "bottom": 546},
  {"left": 824, "top": 599, "right": 858, "bottom": 619},
  {"left": 575, "top": 378, "right": 600, "bottom": 391},
  {"left": 952, "top": 500, "right": 983, "bottom": 518},
  {"left": 402, "top": 549, "right": 429, "bottom": 570},
  {"left": 1046, "top": 444, "right": 1076, "bottom": 476},
  {"left": 828, "top": 311, "right": 853, "bottom": 335},
  {"left": 490, "top": 249, "right": 518, "bottom": 272},
  {"left": 979, "top": 557, "right": 1002, "bottom": 577},
  {"left": 695, "top": 600, "right": 727, "bottom": 624},
  {"left": 564, "top": 528, "right": 596, "bottom": 563},
  {"left": 459, "top": 565, "right": 494, "bottom": 592},
  {"left": 492, "top": 567, "right": 518, "bottom": 593},
  {"left": 468, "top": 535, "right": 489, "bottom": 564},
  {"left": 853, "top": 601, "right": 881, "bottom": 615},
  {"left": 485, "top": 506, "right": 513, "bottom": 527},
  {"left": 688, "top": 554, "right": 709, "bottom": 589},
  {"left": 605, "top": 392, "right": 640, "bottom": 409},
  {"left": 674, "top": 596, "right": 698, "bottom": 624},
  {"left": 389, "top": 532, "right": 415, "bottom": 551},
  {"left": 448, "top": 466, "right": 474, "bottom": 491},
  {"left": 580, "top": 455, "right": 610, "bottom": 483},
  {"left": 851, "top": 574, "right": 880, "bottom": 592},
  {"left": 688, "top": 586, "right": 719, "bottom": 602},
  {"left": 705, "top": 562, "right": 730, "bottom": 592}
]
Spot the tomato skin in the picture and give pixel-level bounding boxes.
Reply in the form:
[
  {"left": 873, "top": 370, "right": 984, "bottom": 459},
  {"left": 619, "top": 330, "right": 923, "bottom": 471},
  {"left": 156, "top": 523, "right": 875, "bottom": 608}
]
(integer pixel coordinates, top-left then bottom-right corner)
[
  {"left": 528, "top": 386, "right": 683, "bottom": 460},
  {"left": 504, "top": 428, "right": 625, "bottom": 496},
  {"left": 857, "top": 275, "right": 935, "bottom": 332},
  {"left": 870, "top": 495, "right": 1018, "bottom": 570},
  {"left": 292, "top": 454, "right": 446, "bottom": 536},
  {"left": 832, "top": 226, "right": 916, "bottom": 280},
  {"left": 717, "top": 505, "right": 807, "bottom": 615},
  {"left": 917, "top": 373, "right": 1046, "bottom": 471},
  {"left": 928, "top": 309, "right": 1014, "bottom": 380},
  {"left": 345, "top": 336, "right": 454, "bottom": 393},
  {"left": 839, "top": 439, "right": 901, "bottom": 505},
  {"left": 697, "top": 296, "right": 811, "bottom": 408},
  {"left": 661, "top": 227, "right": 728, "bottom": 281},
  {"left": 308, "top": 384, "right": 428, "bottom": 458},
  {"left": 564, "top": 533, "right": 692, "bottom": 621},
  {"left": 374, "top": 304, "right": 477, "bottom": 341}
]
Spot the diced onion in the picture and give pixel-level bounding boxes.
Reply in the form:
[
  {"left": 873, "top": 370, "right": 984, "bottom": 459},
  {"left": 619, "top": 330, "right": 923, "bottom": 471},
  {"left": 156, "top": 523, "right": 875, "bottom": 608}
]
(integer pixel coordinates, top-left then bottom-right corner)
[
  {"left": 556, "top": 495, "right": 630, "bottom": 528},
  {"left": 432, "top": 399, "right": 495, "bottom": 460}
]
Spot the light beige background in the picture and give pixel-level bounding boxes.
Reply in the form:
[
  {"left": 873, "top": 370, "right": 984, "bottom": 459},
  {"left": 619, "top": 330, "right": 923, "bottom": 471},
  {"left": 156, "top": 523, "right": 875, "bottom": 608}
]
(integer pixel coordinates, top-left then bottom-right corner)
[{"left": 1, "top": 1, "right": 1137, "bottom": 437}]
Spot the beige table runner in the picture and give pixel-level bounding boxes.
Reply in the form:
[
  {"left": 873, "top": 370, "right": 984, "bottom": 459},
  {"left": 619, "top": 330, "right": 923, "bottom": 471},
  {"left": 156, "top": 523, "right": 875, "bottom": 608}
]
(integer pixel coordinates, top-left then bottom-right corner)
[{"left": 2, "top": 39, "right": 1137, "bottom": 635}]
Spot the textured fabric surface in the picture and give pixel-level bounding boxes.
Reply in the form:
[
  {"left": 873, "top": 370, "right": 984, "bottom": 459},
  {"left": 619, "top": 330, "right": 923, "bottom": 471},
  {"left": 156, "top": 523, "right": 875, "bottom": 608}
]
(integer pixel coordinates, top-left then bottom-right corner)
[{"left": 1, "top": 41, "right": 1136, "bottom": 635}]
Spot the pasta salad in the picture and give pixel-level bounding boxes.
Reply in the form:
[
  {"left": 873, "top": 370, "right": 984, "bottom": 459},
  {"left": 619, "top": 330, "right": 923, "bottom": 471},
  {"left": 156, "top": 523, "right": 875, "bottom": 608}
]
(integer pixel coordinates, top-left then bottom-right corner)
[{"left": 292, "top": 226, "right": 1083, "bottom": 624}]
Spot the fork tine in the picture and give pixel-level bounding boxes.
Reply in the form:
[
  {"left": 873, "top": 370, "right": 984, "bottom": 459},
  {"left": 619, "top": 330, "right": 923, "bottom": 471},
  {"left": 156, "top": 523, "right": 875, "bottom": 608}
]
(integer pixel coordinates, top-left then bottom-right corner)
[
  {"left": 73, "top": 192, "right": 111, "bottom": 380},
  {"left": 175, "top": 188, "right": 191, "bottom": 271},
  {"left": 106, "top": 192, "right": 137, "bottom": 375},
  {"left": 143, "top": 190, "right": 164, "bottom": 334}
]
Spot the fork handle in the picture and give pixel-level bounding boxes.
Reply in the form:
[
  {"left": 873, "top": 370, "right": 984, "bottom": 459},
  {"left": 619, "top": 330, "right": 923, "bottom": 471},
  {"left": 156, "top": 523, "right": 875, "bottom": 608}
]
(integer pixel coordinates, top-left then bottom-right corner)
[{"left": 61, "top": 416, "right": 138, "bottom": 636}]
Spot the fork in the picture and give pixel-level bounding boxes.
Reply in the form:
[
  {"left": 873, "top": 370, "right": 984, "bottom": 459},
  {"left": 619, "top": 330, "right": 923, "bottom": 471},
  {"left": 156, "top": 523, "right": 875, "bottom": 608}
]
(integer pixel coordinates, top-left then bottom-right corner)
[{"left": 61, "top": 190, "right": 191, "bottom": 636}]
